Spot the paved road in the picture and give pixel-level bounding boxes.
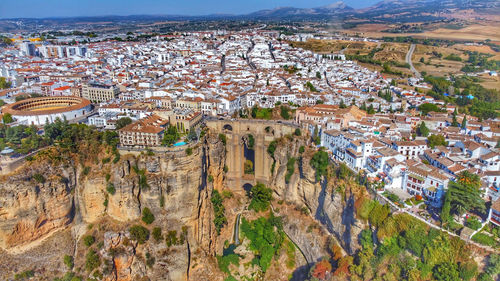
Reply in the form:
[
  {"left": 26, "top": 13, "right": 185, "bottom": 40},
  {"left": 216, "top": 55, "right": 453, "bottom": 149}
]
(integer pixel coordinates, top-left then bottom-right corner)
[{"left": 406, "top": 44, "right": 421, "bottom": 79}]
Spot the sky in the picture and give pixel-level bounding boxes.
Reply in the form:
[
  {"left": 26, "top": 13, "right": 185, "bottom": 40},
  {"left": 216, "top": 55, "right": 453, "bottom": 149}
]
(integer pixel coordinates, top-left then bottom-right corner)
[{"left": 0, "top": 0, "right": 380, "bottom": 19}]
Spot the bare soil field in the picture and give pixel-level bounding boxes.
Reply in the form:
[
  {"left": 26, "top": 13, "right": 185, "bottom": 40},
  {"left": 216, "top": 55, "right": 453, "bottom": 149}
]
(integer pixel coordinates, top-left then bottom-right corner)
[
  {"left": 455, "top": 44, "right": 500, "bottom": 60},
  {"left": 341, "top": 23, "right": 500, "bottom": 42},
  {"left": 290, "top": 39, "right": 377, "bottom": 54},
  {"left": 374, "top": 43, "right": 409, "bottom": 62},
  {"left": 412, "top": 44, "right": 467, "bottom": 76},
  {"left": 478, "top": 73, "right": 500, "bottom": 90}
]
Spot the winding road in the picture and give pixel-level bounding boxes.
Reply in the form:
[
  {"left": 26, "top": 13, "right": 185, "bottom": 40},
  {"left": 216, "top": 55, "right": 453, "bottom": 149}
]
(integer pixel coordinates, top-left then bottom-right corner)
[{"left": 406, "top": 44, "right": 421, "bottom": 79}]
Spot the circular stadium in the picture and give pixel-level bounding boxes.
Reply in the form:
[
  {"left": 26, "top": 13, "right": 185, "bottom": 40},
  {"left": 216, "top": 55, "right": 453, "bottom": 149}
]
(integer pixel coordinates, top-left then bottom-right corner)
[{"left": 3, "top": 96, "right": 93, "bottom": 126}]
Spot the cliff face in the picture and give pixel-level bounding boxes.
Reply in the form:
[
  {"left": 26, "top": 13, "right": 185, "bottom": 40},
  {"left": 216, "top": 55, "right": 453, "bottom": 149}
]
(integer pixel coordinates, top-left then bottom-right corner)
[
  {"left": 0, "top": 163, "right": 76, "bottom": 250},
  {"left": 0, "top": 130, "right": 365, "bottom": 280},
  {"left": 270, "top": 138, "right": 365, "bottom": 255}
]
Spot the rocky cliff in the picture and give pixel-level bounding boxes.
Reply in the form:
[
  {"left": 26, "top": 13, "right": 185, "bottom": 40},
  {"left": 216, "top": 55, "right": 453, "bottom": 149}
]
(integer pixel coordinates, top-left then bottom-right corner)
[
  {"left": 269, "top": 137, "right": 366, "bottom": 255},
  {"left": 0, "top": 130, "right": 366, "bottom": 280}
]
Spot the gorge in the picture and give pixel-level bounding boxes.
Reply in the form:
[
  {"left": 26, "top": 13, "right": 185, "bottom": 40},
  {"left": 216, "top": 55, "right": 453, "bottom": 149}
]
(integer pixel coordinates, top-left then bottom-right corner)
[{"left": 0, "top": 119, "right": 491, "bottom": 281}]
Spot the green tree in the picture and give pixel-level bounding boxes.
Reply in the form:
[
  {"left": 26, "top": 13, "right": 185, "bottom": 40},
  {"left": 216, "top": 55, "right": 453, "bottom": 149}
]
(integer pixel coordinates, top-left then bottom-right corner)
[
  {"left": 337, "top": 163, "right": 351, "bottom": 180},
  {"left": 477, "top": 273, "right": 494, "bottom": 281},
  {"left": 427, "top": 134, "right": 446, "bottom": 148},
  {"left": 240, "top": 216, "right": 283, "bottom": 272},
  {"left": 152, "top": 227, "right": 163, "bottom": 242},
  {"left": 244, "top": 159, "right": 254, "bottom": 174},
  {"left": 419, "top": 103, "right": 442, "bottom": 115},
  {"left": 360, "top": 229, "right": 374, "bottom": 250},
  {"left": 440, "top": 192, "right": 451, "bottom": 224},
  {"left": 461, "top": 115, "right": 467, "bottom": 129},
  {"left": 368, "top": 201, "right": 390, "bottom": 227},
  {"left": 360, "top": 102, "right": 367, "bottom": 111},
  {"left": 211, "top": 190, "right": 227, "bottom": 235},
  {"left": 433, "top": 262, "right": 460, "bottom": 281},
  {"left": 465, "top": 217, "right": 482, "bottom": 230},
  {"left": 299, "top": 145, "right": 305, "bottom": 154},
  {"left": 312, "top": 125, "right": 321, "bottom": 145},
  {"left": 339, "top": 100, "right": 347, "bottom": 108},
  {"left": 85, "top": 249, "right": 100, "bottom": 272},
  {"left": 2, "top": 113, "right": 13, "bottom": 124},
  {"left": 280, "top": 105, "right": 291, "bottom": 120},
  {"left": 218, "top": 133, "right": 227, "bottom": 145},
  {"left": 267, "top": 140, "right": 277, "bottom": 157},
  {"left": 447, "top": 171, "right": 485, "bottom": 215},
  {"left": 310, "top": 150, "right": 329, "bottom": 181},
  {"left": 248, "top": 183, "right": 273, "bottom": 212},
  {"left": 285, "top": 157, "right": 296, "bottom": 183},
  {"left": 418, "top": 122, "right": 430, "bottom": 137},
  {"left": 141, "top": 207, "right": 155, "bottom": 224},
  {"left": 485, "top": 253, "right": 500, "bottom": 276},
  {"left": 451, "top": 109, "right": 459, "bottom": 127},
  {"left": 63, "top": 255, "right": 74, "bottom": 269},
  {"left": 316, "top": 71, "right": 321, "bottom": 79},
  {"left": 129, "top": 225, "right": 150, "bottom": 244},
  {"left": 83, "top": 235, "right": 95, "bottom": 247},
  {"left": 106, "top": 183, "right": 116, "bottom": 195},
  {"left": 115, "top": 117, "right": 132, "bottom": 129},
  {"left": 367, "top": 104, "right": 375, "bottom": 114},
  {"left": 0, "top": 77, "right": 11, "bottom": 89},
  {"left": 459, "top": 261, "right": 478, "bottom": 281},
  {"left": 162, "top": 125, "right": 180, "bottom": 146}
]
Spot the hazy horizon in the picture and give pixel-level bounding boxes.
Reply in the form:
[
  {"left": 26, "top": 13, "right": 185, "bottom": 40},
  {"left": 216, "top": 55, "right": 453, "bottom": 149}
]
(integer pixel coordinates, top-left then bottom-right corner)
[{"left": 0, "top": 0, "right": 379, "bottom": 19}]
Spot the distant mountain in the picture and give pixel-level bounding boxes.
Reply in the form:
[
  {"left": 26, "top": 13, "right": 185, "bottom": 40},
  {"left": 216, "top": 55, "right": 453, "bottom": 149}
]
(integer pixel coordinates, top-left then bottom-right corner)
[
  {"left": 353, "top": 0, "right": 500, "bottom": 22},
  {"left": 244, "top": 1, "right": 354, "bottom": 20},
  {"left": 0, "top": 0, "right": 498, "bottom": 32},
  {"left": 242, "top": 0, "right": 499, "bottom": 21}
]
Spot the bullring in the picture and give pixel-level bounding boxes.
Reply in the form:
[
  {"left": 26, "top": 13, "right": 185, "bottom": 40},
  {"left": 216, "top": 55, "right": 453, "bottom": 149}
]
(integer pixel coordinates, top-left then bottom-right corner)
[{"left": 3, "top": 96, "right": 93, "bottom": 125}]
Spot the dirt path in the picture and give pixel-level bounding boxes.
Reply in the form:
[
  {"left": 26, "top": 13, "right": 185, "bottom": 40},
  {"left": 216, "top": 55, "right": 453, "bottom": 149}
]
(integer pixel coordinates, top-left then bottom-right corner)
[{"left": 406, "top": 44, "right": 421, "bottom": 79}]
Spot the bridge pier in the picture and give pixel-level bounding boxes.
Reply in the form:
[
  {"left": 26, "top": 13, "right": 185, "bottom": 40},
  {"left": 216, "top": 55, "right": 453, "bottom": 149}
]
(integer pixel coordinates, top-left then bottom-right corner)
[{"left": 206, "top": 119, "right": 299, "bottom": 190}]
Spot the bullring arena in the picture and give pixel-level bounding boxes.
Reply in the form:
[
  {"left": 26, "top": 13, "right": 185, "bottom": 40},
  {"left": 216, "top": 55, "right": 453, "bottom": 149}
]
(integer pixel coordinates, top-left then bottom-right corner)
[{"left": 3, "top": 96, "right": 93, "bottom": 125}]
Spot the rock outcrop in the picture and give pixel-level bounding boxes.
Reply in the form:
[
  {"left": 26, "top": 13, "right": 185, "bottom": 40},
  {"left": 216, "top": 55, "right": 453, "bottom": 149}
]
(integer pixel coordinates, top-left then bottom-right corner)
[
  {"left": 0, "top": 163, "right": 75, "bottom": 249},
  {"left": 0, "top": 129, "right": 366, "bottom": 280},
  {"left": 270, "top": 137, "right": 365, "bottom": 255}
]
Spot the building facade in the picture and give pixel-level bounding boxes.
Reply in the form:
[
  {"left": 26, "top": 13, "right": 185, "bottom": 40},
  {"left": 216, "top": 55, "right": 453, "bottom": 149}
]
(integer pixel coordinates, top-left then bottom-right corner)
[{"left": 82, "top": 82, "right": 120, "bottom": 103}]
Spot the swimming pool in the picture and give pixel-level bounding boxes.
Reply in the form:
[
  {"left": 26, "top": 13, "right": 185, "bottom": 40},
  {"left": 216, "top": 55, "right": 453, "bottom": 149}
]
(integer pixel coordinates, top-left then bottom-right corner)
[{"left": 173, "top": 141, "right": 187, "bottom": 147}]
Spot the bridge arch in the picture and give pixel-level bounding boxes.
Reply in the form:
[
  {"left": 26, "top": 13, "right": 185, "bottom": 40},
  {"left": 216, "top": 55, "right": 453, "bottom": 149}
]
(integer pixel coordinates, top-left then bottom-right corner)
[
  {"left": 223, "top": 124, "right": 233, "bottom": 131},
  {"left": 264, "top": 126, "right": 274, "bottom": 135},
  {"left": 206, "top": 119, "right": 300, "bottom": 188},
  {"left": 242, "top": 183, "right": 253, "bottom": 195}
]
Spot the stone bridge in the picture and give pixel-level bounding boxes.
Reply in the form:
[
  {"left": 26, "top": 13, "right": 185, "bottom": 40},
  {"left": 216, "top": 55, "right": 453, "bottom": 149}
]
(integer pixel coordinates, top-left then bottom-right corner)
[{"left": 206, "top": 119, "right": 299, "bottom": 190}]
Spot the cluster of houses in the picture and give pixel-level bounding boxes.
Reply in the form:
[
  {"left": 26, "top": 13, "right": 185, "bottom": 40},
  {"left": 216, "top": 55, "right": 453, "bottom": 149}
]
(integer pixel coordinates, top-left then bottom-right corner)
[
  {"left": 1, "top": 30, "right": 499, "bottom": 226},
  {"left": 297, "top": 104, "right": 500, "bottom": 223}
]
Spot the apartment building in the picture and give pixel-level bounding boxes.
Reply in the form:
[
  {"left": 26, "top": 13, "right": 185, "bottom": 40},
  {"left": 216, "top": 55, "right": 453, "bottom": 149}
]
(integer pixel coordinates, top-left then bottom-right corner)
[
  {"left": 118, "top": 114, "right": 168, "bottom": 147},
  {"left": 402, "top": 161, "right": 450, "bottom": 206},
  {"left": 488, "top": 199, "right": 500, "bottom": 226},
  {"left": 392, "top": 140, "right": 427, "bottom": 160},
  {"left": 82, "top": 82, "right": 120, "bottom": 103}
]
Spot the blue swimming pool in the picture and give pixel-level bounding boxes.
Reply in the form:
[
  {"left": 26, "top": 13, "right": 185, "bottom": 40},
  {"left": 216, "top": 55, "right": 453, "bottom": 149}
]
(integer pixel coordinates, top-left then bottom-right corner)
[{"left": 173, "top": 141, "right": 187, "bottom": 147}]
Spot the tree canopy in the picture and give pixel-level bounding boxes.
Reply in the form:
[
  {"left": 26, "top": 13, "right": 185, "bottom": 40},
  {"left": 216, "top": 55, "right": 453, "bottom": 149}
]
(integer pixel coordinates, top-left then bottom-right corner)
[
  {"left": 310, "top": 150, "right": 329, "bottom": 181},
  {"left": 419, "top": 103, "right": 443, "bottom": 115},
  {"left": 115, "top": 117, "right": 132, "bottom": 129},
  {"left": 445, "top": 171, "right": 485, "bottom": 216},
  {"left": 248, "top": 183, "right": 273, "bottom": 212},
  {"left": 427, "top": 134, "right": 447, "bottom": 148},
  {"left": 162, "top": 125, "right": 180, "bottom": 146},
  {"left": 0, "top": 77, "right": 11, "bottom": 89},
  {"left": 418, "top": 122, "right": 430, "bottom": 137}
]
